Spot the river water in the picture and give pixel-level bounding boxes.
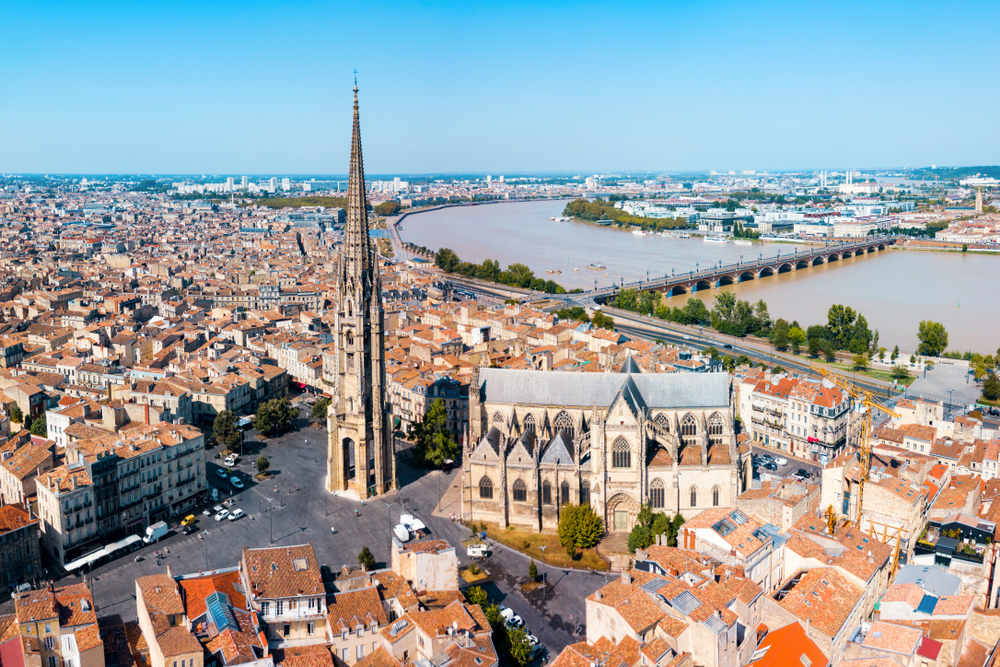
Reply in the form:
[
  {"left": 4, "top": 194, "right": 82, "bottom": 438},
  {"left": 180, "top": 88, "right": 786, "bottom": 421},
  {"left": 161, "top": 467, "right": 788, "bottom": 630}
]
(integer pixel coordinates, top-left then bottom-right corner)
[{"left": 399, "top": 199, "right": 998, "bottom": 353}]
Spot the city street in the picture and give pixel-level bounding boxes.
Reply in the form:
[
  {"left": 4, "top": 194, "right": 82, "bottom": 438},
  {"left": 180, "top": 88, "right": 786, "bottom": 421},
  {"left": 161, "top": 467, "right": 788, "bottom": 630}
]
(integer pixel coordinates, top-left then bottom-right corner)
[
  {"left": 750, "top": 444, "right": 823, "bottom": 483},
  {"left": 10, "top": 423, "right": 593, "bottom": 659}
]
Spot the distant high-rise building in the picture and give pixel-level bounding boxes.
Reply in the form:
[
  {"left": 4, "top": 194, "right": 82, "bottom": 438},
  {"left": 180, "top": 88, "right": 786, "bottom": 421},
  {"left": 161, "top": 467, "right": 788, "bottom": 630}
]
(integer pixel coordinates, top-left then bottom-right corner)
[
  {"left": 282, "top": 178, "right": 291, "bottom": 191},
  {"left": 226, "top": 177, "right": 234, "bottom": 192},
  {"left": 241, "top": 176, "right": 248, "bottom": 190},
  {"left": 303, "top": 183, "right": 312, "bottom": 192},
  {"left": 486, "top": 175, "right": 492, "bottom": 184}
]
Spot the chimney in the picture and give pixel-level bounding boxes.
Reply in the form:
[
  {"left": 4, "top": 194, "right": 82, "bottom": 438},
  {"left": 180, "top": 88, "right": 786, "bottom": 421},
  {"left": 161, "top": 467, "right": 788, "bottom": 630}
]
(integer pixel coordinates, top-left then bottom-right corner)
[
  {"left": 805, "top": 617, "right": 811, "bottom": 634},
  {"left": 868, "top": 550, "right": 873, "bottom": 564},
  {"left": 595, "top": 590, "right": 602, "bottom": 602},
  {"left": 71, "top": 475, "right": 76, "bottom": 491},
  {"left": 621, "top": 570, "right": 631, "bottom": 585},
  {"left": 167, "top": 563, "right": 174, "bottom": 579},
  {"left": 145, "top": 403, "right": 150, "bottom": 425}
]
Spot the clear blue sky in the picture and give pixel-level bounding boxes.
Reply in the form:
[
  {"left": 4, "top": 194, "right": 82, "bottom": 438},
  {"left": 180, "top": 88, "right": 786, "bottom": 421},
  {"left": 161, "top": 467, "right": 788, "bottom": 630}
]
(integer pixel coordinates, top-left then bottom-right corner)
[{"left": 2, "top": 0, "right": 998, "bottom": 175}]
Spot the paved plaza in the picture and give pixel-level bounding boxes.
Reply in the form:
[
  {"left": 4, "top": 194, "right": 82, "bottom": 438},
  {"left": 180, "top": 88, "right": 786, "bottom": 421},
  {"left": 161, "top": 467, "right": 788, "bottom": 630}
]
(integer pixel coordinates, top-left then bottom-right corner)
[
  {"left": 7, "top": 423, "right": 601, "bottom": 659},
  {"left": 907, "top": 358, "right": 981, "bottom": 411}
]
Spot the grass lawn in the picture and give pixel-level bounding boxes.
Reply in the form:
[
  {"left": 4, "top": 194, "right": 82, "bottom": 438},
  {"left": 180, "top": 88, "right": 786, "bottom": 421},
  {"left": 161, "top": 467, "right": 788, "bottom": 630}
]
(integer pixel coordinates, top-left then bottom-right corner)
[
  {"left": 478, "top": 522, "right": 609, "bottom": 571},
  {"left": 812, "top": 359, "right": 916, "bottom": 387},
  {"left": 460, "top": 566, "right": 489, "bottom": 584}
]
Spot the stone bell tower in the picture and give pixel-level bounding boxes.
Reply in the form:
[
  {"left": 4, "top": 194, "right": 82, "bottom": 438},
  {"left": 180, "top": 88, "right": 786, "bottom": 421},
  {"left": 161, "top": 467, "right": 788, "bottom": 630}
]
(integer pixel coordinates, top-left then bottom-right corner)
[{"left": 326, "top": 82, "right": 396, "bottom": 499}]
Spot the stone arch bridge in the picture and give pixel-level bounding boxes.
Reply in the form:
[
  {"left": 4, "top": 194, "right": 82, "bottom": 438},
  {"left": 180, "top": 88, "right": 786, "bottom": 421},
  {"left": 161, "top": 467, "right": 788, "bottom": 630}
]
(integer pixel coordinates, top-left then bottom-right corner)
[{"left": 591, "top": 237, "right": 897, "bottom": 304}]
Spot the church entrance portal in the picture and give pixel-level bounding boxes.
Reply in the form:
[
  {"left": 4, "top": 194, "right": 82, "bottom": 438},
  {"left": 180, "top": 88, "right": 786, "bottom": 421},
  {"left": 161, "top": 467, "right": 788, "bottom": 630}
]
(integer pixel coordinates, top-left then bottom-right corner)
[{"left": 614, "top": 511, "right": 628, "bottom": 531}]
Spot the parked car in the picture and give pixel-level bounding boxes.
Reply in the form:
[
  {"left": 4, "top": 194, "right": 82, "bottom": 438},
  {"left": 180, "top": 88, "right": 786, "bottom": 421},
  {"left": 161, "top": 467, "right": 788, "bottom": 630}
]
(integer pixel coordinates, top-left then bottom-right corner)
[
  {"left": 795, "top": 468, "right": 811, "bottom": 479},
  {"left": 467, "top": 544, "right": 490, "bottom": 558},
  {"left": 230, "top": 476, "right": 245, "bottom": 490},
  {"left": 215, "top": 468, "right": 228, "bottom": 479},
  {"left": 202, "top": 508, "right": 212, "bottom": 517},
  {"left": 763, "top": 462, "right": 778, "bottom": 471},
  {"left": 228, "top": 508, "right": 245, "bottom": 521},
  {"left": 181, "top": 515, "right": 197, "bottom": 528},
  {"left": 215, "top": 509, "right": 230, "bottom": 521},
  {"left": 224, "top": 454, "right": 239, "bottom": 466},
  {"left": 500, "top": 608, "right": 523, "bottom": 627},
  {"left": 774, "top": 457, "right": 788, "bottom": 466},
  {"left": 10, "top": 583, "right": 31, "bottom": 598}
]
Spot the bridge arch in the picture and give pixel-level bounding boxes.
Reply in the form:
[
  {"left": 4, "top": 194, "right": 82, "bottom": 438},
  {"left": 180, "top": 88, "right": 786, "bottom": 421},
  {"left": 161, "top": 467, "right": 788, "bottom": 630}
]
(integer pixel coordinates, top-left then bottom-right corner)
[
  {"left": 717, "top": 274, "right": 737, "bottom": 287},
  {"left": 795, "top": 259, "right": 810, "bottom": 269},
  {"left": 694, "top": 279, "right": 713, "bottom": 292},
  {"left": 739, "top": 271, "right": 756, "bottom": 282},
  {"left": 667, "top": 285, "right": 688, "bottom": 297},
  {"left": 827, "top": 253, "right": 840, "bottom": 262},
  {"left": 812, "top": 256, "right": 826, "bottom": 266},
  {"left": 877, "top": 242, "right": 886, "bottom": 250},
  {"left": 758, "top": 266, "right": 775, "bottom": 278},
  {"left": 777, "top": 262, "right": 794, "bottom": 274}
]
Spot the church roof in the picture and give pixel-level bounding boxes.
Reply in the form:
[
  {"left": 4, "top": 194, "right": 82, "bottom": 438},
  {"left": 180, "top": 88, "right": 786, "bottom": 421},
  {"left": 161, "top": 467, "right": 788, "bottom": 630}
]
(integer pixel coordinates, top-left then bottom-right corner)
[
  {"left": 477, "top": 367, "right": 729, "bottom": 409},
  {"left": 613, "top": 374, "right": 647, "bottom": 417},
  {"left": 541, "top": 432, "right": 574, "bottom": 465},
  {"left": 620, "top": 352, "right": 642, "bottom": 374}
]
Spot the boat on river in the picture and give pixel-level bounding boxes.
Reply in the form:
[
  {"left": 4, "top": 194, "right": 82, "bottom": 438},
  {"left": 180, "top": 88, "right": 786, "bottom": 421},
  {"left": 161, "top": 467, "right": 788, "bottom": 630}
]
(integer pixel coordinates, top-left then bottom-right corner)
[
  {"left": 587, "top": 263, "right": 607, "bottom": 270},
  {"left": 733, "top": 239, "right": 752, "bottom": 246},
  {"left": 632, "top": 230, "right": 646, "bottom": 236},
  {"left": 704, "top": 235, "right": 728, "bottom": 243}
]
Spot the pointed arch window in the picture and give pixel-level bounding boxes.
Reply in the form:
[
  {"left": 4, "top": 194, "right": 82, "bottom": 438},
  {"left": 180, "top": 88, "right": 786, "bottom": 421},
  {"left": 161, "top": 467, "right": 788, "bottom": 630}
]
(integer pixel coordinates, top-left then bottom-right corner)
[
  {"left": 542, "top": 480, "right": 552, "bottom": 505},
  {"left": 580, "top": 484, "right": 590, "bottom": 505},
  {"left": 690, "top": 486, "right": 698, "bottom": 508},
  {"left": 708, "top": 413, "right": 724, "bottom": 446},
  {"left": 492, "top": 412, "right": 505, "bottom": 429},
  {"left": 712, "top": 485, "right": 720, "bottom": 507},
  {"left": 650, "top": 478, "right": 665, "bottom": 508},
  {"left": 479, "top": 476, "right": 493, "bottom": 500},
  {"left": 554, "top": 411, "right": 574, "bottom": 440},
  {"left": 654, "top": 413, "right": 670, "bottom": 434},
  {"left": 560, "top": 481, "right": 570, "bottom": 505},
  {"left": 681, "top": 414, "right": 697, "bottom": 436},
  {"left": 345, "top": 331, "right": 354, "bottom": 347},
  {"left": 649, "top": 478, "right": 665, "bottom": 508},
  {"left": 523, "top": 414, "right": 536, "bottom": 434},
  {"left": 512, "top": 479, "right": 527, "bottom": 502},
  {"left": 612, "top": 437, "right": 631, "bottom": 469}
]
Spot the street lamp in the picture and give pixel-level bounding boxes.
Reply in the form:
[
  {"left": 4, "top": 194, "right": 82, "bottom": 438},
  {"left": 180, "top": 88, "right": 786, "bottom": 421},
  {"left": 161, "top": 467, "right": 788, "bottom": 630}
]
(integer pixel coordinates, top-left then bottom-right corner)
[
  {"left": 539, "top": 545, "right": 548, "bottom": 594},
  {"left": 383, "top": 501, "right": 394, "bottom": 553},
  {"left": 266, "top": 497, "right": 274, "bottom": 544}
]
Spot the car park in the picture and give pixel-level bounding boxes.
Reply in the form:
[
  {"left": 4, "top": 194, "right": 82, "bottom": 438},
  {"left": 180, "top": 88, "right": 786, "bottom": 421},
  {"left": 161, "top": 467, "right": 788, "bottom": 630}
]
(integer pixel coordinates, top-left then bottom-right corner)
[
  {"left": 230, "top": 476, "right": 245, "bottom": 489},
  {"left": 215, "top": 509, "right": 229, "bottom": 521},
  {"left": 228, "top": 508, "right": 244, "bottom": 521}
]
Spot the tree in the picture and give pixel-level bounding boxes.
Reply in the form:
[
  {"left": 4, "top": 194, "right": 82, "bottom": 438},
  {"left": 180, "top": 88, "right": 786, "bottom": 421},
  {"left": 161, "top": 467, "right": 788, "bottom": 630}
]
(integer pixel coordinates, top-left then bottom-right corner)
[
  {"left": 435, "top": 247, "right": 460, "bottom": 272},
  {"left": 507, "top": 625, "right": 536, "bottom": 666},
  {"left": 558, "top": 503, "right": 604, "bottom": 549},
  {"left": 528, "top": 560, "right": 538, "bottom": 582},
  {"left": 877, "top": 346, "right": 886, "bottom": 362},
  {"left": 358, "top": 546, "right": 376, "bottom": 571},
  {"left": 311, "top": 397, "right": 331, "bottom": 420},
  {"left": 827, "top": 304, "right": 858, "bottom": 349},
  {"left": 256, "top": 455, "right": 270, "bottom": 475},
  {"left": 891, "top": 365, "right": 911, "bottom": 380},
  {"left": 917, "top": 320, "right": 949, "bottom": 357},
  {"left": 465, "top": 586, "right": 488, "bottom": 607},
  {"left": 891, "top": 345, "right": 900, "bottom": 362},
  {"left": 413, "top": 398, "right": 459, "bottom": 467},
  {"left": 253, "top": 397, "right": 299, "bottom": 436},
  {"left": 788, "top": 326, "right": 806, "bottom": 354},
  {"left": 853, "top": 354, "right": 870, "bottom": 371},
  {"left": 821, "top": 338, "right": 837, "bottom": 362},
  {"left": 213, "top": 410, "right": 241, "bottom": 450},
  {"left": 770, "top": 319, "right": 790, "bottom": 351},
  {"left": 627, "top": 524, "right": 653, "bottom": 553},
  {"left": 807, "top": 337, "right": 822, "bottom": 358},
  {"left": 374, "top": 201, "right": 401, "bottom": 216},
  {"left": 591, "top": 312, "right": 615, "bottom": 331},
  {"left": 10, "top": 404, "right": 22, "bottom": 424},
  {"left": 984, "top": 373, "right": 1000, "bottom": 401},
  {"left": 29, "top": 414, "right": 47, "bottom": 436}
]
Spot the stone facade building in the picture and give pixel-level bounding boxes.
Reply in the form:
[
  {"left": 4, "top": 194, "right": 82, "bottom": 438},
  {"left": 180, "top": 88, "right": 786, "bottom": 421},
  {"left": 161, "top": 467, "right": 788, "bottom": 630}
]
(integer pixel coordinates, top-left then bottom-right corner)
[
  {"left": 0, "top": 503, "right": 41, "bottom": 588},
  {"left": 462, "top": 361, "right": 748, "bottom": 533}
]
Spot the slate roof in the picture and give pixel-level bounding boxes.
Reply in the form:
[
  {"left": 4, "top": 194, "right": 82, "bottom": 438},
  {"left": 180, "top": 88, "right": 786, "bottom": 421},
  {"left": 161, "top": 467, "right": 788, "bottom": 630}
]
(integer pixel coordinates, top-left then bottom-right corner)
[{"left": 477, "top": 367, "right": 729, "bottom": 408}]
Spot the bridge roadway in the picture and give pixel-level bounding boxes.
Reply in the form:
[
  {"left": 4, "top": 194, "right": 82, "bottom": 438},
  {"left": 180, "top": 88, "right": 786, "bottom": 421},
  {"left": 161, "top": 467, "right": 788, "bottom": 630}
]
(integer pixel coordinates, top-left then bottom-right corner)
[{"left": 590, "top": 236, "right": 897, "bottom": 304}]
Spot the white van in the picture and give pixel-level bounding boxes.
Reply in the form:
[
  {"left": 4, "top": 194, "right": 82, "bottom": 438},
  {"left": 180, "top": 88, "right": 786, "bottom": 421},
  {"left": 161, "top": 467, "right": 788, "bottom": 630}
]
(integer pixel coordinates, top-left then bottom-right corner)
[
  {"left": 393, "top": 524, "right": 411, "bottom": 542},
  {"left": 467, "top": 544, "right": 490, "bottom": 558}
]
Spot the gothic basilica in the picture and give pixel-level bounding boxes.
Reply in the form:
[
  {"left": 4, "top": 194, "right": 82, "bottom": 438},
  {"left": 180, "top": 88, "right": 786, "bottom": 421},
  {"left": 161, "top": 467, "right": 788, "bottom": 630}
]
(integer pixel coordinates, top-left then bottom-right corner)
[{"left": 462, "top": 360, "right": 749, "bottom": 533}]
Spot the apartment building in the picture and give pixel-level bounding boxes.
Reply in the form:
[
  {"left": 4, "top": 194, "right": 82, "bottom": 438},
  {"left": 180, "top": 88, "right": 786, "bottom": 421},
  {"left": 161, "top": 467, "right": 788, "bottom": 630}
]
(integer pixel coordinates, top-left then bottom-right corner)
[
  {"left": 10, "top": 582, "right": 104, "bottom": 667},
  {"left": 239, "top": 544, "right": 327, "bottom": 646},
  {"left": 135, "top": 574, "right": 203, "bottom": 667},
  {"left": 0, "top": 503, "right": 42, "bottom": 587}
]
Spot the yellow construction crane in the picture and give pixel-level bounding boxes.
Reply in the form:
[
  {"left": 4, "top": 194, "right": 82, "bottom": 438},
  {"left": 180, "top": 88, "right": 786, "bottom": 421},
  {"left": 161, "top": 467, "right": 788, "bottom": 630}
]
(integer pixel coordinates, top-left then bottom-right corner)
[{"left": 812, "top": 365, "right": 899, "bottom": 527}]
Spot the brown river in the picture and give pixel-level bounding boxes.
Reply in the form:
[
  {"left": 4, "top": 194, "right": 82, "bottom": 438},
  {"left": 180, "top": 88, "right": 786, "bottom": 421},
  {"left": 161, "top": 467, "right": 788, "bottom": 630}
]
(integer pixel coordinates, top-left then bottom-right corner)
[{"left": 398, "top": 199, "right": 999, "bottom": 354}]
